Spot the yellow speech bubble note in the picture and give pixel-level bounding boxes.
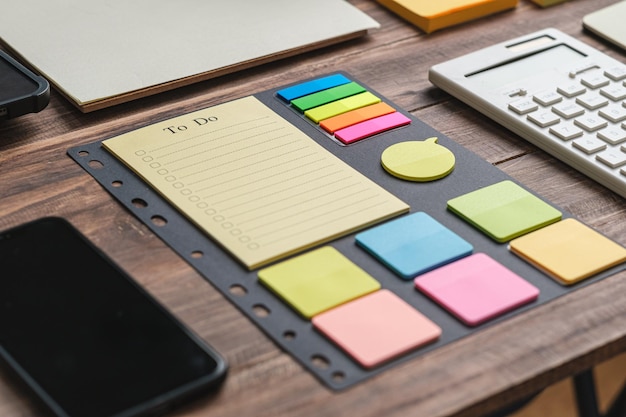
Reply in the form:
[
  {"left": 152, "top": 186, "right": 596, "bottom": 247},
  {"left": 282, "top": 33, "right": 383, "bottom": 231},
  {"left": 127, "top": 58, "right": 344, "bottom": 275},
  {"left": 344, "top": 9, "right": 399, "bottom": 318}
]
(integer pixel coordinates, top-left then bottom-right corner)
[{"left": 381, "top": 137, "right": 455, "bottom": 182}]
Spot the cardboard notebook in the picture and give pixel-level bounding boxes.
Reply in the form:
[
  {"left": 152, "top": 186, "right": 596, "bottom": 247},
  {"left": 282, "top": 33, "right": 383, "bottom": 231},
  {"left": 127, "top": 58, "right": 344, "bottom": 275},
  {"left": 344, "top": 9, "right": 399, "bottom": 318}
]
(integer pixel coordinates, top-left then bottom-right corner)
[
  {"left": 0, "top": 0, "right": 379, "bottom": 112},
  {"left": 376, "top": 0, "right": 518, "bottom": 33}
]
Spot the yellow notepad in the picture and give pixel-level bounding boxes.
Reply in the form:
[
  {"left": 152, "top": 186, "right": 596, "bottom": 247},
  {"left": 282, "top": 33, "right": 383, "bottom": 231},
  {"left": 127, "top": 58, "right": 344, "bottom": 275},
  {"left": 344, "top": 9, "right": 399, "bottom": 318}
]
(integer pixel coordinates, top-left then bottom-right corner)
[
  {"left": 376, "top": 0, "right": 518, "bottom": 33},
  {"left": 103, "top": 96, "right": 409, "bottom": 269}
]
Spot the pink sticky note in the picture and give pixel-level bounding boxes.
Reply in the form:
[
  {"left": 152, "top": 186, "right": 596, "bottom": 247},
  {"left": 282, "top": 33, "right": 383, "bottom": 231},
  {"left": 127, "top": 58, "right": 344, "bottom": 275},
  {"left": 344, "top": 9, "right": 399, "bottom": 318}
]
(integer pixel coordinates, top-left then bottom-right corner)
[
  {"left": 312, "top": 289, "right": 441, "bottom": 368},
  {"left": 334, "top": 112, "right": 411, "bottom": 144},
  {"left": 414, "top": 253, "right": 539, "bottom": 326}
]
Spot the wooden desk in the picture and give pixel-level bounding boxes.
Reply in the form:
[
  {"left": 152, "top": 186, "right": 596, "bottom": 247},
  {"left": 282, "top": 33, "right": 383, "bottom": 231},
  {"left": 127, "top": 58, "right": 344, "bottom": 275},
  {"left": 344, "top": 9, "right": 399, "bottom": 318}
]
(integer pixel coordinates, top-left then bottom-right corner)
[{"left": 1, "top": 1, "right": 625, "bottom": 416}]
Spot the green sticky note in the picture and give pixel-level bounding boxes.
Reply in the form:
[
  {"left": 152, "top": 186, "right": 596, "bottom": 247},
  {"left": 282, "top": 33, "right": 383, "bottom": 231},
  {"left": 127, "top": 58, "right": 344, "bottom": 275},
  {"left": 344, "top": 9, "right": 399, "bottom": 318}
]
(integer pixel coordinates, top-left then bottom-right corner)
[
  {"left": 291, "top": 82, "right": 366, "bottom": 112},
  {"left": 258, "top": 246, "right": 380, "bottom": 319},
  {"left": 447, "top": 180, "right": 562, "bottom": 243}
]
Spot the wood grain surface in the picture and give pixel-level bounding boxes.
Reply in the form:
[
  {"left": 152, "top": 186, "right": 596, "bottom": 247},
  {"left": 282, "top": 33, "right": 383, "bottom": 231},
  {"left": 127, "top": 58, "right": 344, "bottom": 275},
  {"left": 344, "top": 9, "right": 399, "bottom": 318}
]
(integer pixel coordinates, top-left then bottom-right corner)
[{"left": 1, "top": 1, "right": 626, "bottom": 416}]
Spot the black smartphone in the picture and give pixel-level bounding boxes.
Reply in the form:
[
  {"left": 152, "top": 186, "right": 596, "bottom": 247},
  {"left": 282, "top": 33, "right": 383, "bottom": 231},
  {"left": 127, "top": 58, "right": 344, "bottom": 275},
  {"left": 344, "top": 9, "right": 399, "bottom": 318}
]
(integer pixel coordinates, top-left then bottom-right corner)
[
  {"left": 0, "top": 50, "right": 49, "bottom": 120},
  {"left": 0, "top": 217, "right": 227, "bottom": 417}
]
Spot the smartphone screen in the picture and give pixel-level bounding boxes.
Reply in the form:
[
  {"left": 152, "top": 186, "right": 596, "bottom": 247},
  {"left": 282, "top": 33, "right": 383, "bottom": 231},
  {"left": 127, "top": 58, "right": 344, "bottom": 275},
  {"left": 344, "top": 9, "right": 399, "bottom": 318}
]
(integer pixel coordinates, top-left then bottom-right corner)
[{"left": 0, "top": 217, "right": 227, "bottom": 417}]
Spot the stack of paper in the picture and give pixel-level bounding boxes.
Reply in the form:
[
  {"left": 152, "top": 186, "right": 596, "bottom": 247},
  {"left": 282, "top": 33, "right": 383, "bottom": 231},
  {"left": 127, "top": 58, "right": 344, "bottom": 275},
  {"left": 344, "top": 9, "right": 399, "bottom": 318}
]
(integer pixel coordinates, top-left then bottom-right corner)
[
  {"left": 376, "top": 0, "right": 518, "bottom": 33},
  {"left": 0, "top": 0, "right": 379, "bottom": 112}
]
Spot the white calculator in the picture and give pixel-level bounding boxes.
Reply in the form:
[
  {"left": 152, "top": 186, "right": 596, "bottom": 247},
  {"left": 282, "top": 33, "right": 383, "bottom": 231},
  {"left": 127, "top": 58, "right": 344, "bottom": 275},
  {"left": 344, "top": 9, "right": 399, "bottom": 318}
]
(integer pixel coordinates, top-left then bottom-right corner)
[{"left": 429, "top": 28, "right": 626, "bottom": 199}]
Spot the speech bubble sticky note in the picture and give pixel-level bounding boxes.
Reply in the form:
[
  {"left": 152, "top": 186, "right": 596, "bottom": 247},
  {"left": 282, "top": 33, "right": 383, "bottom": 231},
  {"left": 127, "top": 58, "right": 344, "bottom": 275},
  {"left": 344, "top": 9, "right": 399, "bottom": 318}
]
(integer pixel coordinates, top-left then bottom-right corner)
[{"left": 381, "top": 137, "right": 455, "bottom": 182}]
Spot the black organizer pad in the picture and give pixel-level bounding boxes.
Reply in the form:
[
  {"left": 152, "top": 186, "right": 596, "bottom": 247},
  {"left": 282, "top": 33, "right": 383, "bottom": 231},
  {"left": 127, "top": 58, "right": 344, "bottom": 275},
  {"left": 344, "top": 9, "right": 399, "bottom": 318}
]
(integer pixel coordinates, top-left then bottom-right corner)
[{"left": 68, "top": 73, "right": 626, "bottom": 390}]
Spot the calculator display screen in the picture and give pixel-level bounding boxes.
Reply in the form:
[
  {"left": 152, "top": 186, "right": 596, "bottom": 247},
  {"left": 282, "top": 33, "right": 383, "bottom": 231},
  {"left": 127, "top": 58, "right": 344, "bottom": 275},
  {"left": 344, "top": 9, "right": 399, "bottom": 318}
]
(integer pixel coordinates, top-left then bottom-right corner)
[{"left": 465, "top": 44, "right": 586, "bottom": 89}]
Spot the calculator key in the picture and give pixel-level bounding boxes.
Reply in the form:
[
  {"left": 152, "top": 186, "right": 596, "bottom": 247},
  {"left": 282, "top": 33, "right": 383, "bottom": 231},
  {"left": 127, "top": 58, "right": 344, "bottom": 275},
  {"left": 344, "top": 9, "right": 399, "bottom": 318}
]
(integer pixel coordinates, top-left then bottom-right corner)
[
  {"left": 574, "top": 114, "right": 608, "bottom": 132},
  {"left": 600, "top": 85, "right": 626, "bottom": 101},
  {"left": 580, "top": 73, "right": 611, "bottom": 89},
  {"left": 605, "top": 66, "right": 626, "bottom": 81},
  {"left": 599, "top": 105, "right": 626, "bottom": 123},
  {"left": 598, "top": 127, "right": 626, "bottom": 145},
  {"left": 596, "top": 149, "right": 626, "bottom": 168},
  {"left": 508, "top": 99, "right": 538, "bottom": 115},
  {"left": 557, "top": 84, "right": 586, "bottom": 98},
  {"left": 527, "top": 110, "right": 560, "bottom": 128},
  {"left": 552, "top": 102, "right": 585, "bottom": 119},
  {"left": 569, "top": 64, "right": 600, "bottom": 78},
  {"left": 576, "top": 93, "right": 609, "bottom": 110},
  {"left": 549, "top": 123, "right": 583, "bottom": 141},
  {"left": 533, "top": 90, "right": 562, "bottom": 106},
  {"left": 573, "top": 136, "right": 607, "bottom": 154}
]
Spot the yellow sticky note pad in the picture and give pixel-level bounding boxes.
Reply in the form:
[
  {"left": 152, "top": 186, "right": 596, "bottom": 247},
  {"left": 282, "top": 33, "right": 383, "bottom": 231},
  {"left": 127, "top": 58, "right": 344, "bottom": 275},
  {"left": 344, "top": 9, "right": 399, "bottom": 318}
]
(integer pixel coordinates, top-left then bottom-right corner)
[
  {"left": 376, "top": 0, "right": 518, "bottom": 33},
  {"left": 258, "top": 247, "right": 381, "bottom": 319},
  {"left": 510, "top": 219, "right": 626, "bottom": 285},
  {"left": 102, "top": 96, "right": 408, "bottom": 270}
]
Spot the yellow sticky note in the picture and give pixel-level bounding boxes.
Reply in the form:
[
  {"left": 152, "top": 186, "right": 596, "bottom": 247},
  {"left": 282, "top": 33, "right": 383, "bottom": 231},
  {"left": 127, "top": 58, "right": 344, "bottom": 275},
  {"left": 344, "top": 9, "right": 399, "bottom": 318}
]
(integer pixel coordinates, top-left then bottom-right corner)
[
  {"left": 102, "top": 96, "right": 408, "bottom": 269},
  {"left": 510, "top": 218, "right": 626, "bottom": 285},
  {"left": 381, "top": 137, "right": 455, "bottom": 182},
  {"left": 258, "top": 247, "right": 381, "bottom": 319},
  {"left": 304, "top": 92, "right": 381, "bottom": 123},
  {"left": 376, "top": 0, "right": 518, "bottom": 33}
]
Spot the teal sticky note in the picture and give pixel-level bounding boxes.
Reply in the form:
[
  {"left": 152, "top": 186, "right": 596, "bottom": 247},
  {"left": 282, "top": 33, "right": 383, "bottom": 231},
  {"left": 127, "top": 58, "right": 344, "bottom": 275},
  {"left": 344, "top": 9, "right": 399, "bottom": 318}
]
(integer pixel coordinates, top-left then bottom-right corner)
[
  {"left": 447, "top": 180, "right": 562, "bottom": 243},
  {"left": 355, "top": 212, "right": 473, "bottom": 279}
]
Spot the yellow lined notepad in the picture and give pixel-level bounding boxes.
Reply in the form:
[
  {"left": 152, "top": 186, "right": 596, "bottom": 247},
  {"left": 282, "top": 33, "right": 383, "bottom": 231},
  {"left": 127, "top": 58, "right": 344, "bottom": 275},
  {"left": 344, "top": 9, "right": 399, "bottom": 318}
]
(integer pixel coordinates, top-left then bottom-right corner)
[{"left": 103, "top": 96, "right": 409, "bottom": 269}]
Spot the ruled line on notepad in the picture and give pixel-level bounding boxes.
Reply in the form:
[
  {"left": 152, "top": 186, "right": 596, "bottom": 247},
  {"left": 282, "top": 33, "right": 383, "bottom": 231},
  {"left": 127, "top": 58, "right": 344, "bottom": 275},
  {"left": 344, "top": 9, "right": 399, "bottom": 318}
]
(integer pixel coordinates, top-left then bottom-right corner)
[
  {"left": 258, "top": 200, "right": 392, "bottom": 246},
  {"left": 178, "top": 139, "right": 306, "bottom": 179},
  {"left": 213, "top": 168, "right": 342, "bottom": 207},
  {"left": 184, "top": 144, "right": 315, "bottom": 185},
  {"left": 244, "top": 190, "right": 380, "bottom": 232},
  {"left": 158, "top": 125, "right": 288, "bottom": 166},
  {"left": 194, "top": 155, "right": 327, "bottom": 195},
  {"left": 232, "top": 181, "right": 365, "bottom": 223}
]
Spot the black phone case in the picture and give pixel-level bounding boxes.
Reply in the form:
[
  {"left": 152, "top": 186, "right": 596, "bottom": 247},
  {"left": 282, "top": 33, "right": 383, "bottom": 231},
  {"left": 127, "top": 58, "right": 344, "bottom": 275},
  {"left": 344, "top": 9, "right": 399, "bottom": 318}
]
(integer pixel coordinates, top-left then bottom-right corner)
[
  {"left": 0, "top": 217, "right": 227, "bottom": 417},
  {"left": 0, "top": 50, "right": 50, "bottom": 120}
]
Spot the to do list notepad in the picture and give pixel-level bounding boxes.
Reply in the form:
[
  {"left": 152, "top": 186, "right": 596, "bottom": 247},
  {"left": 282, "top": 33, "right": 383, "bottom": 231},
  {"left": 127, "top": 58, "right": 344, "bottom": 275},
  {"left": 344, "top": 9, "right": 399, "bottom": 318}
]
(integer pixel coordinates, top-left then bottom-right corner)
[{"left": 103, "top": 96, "right": 409, "bottom": 269}]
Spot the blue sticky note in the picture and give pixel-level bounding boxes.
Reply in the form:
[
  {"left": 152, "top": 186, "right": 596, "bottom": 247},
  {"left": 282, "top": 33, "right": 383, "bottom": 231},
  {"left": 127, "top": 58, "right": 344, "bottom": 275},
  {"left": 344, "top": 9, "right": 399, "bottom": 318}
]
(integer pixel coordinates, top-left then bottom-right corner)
[
  {"left": 356, "top": 212, "right": 473, "bottom": 279},
  {"left": 276, "top": 74, "right": 351, "bottom": 102}
]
